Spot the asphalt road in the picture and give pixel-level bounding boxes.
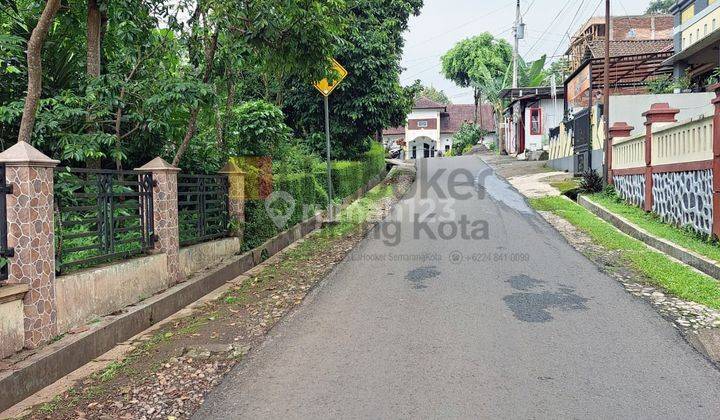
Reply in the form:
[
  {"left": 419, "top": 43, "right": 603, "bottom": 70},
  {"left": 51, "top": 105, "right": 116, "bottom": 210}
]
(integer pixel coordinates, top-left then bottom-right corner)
[{"left": 195, "top": 156, "right": 720, "bottom": 419}]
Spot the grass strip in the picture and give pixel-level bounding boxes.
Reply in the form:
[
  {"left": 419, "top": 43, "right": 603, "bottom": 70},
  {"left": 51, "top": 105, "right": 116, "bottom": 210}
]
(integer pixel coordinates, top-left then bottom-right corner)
[
  {"left": 531, "top": 196, "right": 720, "bottom": 309},
  {"left": 587, "top": 193, "right": 720, "bottom": 263}
]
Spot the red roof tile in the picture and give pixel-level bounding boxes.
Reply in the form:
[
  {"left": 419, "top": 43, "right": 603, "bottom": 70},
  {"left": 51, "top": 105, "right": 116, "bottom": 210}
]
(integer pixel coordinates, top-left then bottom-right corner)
[
  {"left": 586, "top": 39, "right": 672, "bottom": 59},
  {"left": 382, "top": 103, "right": 495, "bottom": 135},
  {"left": 441, "top": 104, "right": 495, "bottom": 133},
  {"left": 414, "top": 97, "right": 447, "bottom": 109}
]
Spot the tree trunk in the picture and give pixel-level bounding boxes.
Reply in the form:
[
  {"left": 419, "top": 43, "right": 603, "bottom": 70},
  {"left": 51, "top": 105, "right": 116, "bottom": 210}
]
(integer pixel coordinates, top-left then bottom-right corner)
[
  {"left": 473, "top": 87, "right": 480, "bottom": 126},
  {"left": 17, "top": 0, "right": 61, "bottom": 144},
  {"left": 172, "top": 29, "right": 219, "bottom": 167},
  {"left": 86, "top": 0, "right": 101, "bottom": 77},
  {"left": 85, "top": 0, "right": 102, "bottom": 168}
]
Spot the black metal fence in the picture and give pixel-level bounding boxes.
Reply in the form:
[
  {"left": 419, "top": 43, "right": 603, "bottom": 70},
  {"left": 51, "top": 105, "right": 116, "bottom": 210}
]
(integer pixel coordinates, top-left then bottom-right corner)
[
  {"left": 178, "top": 174, "right": 230, "bottom": 246},
  {"left": 0, "top": 164, "right": 12, "bottom": 280},
  {"left": 54, "top": 168, "right": 155, "bottom": 274}
]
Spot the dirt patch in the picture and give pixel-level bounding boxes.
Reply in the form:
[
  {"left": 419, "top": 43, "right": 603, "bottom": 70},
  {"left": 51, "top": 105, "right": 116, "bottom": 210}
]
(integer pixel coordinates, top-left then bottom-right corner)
[{"left": 16, "top": 169, "right": 415, "bottom": 420}]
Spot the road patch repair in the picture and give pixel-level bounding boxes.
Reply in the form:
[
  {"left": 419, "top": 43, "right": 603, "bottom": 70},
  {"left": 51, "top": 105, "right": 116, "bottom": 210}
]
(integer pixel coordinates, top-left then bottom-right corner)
[
  {"left": 1, "top": 166, "right": 415, "bottom": 420},
  {"left": 473, "top": 151, "right": 720, "bottom": 367}
]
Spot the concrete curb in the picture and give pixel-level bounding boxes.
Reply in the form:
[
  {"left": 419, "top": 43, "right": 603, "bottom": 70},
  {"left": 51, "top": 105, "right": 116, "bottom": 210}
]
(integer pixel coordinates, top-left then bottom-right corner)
[
  {"left": 578, "top": 195, "right": 720, "bottom": 280},
  {"left": 0, "top": 172, "right": 387, "bottom": 412}
]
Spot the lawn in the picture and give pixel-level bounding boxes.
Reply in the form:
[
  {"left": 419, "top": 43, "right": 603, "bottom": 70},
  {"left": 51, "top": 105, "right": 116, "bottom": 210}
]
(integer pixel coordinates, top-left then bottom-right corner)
[
  {"left": 530, "top": 196, "right": 720, "bottom": 310},
  {"left": 587, "top": 193, "right": 720, "bottom": 263},
  {"left": 550, "top": 179, "right": 579, "bottom": 195}
]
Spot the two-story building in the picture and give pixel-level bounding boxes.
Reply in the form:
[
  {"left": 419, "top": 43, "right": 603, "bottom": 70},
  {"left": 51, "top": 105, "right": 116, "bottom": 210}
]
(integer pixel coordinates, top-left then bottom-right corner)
[
  {"left": 666, "top": 0, "right": 720, "bottom": 84},
  {"left": 566, "top": 14, "right": 673, "bottom": 73},
  {"left": 382, "top": 97, "right": 495, "bottom": 159}
]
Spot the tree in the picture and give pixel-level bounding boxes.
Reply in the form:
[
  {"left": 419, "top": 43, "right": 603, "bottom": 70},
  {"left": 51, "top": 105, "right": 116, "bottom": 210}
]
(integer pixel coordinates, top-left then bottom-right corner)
[
  {"left": 16, "top": 0, "right": 61, "bottom": 144},
  {"left": 283, "top": 0, "right": 423, "bottom": 160},
  {"left": 646, "top": 0, "right": 674, "bottom": 14},
  {"left": 413, "top": 84, "right": 451, "bottom": 104},
  {"left": 441, "top": 33, "right": 512, "bottom": 126}
]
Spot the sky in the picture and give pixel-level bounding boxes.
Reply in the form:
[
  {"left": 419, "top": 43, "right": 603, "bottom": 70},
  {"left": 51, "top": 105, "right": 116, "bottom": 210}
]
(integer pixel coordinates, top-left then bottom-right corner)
[{"left": 400, "top": 0, "right": 649, "bottom": 104}]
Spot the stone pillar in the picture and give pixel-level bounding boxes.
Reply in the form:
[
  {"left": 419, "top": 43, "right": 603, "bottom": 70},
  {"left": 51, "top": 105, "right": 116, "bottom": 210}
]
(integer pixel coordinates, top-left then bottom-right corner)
[
  {"left": 137, "top": 157, "right": 182, "bottom": 284},
  {"left": 0, "top": 142, "right": 59, "bottom": 348},
  {"left": 218, "top": 161, "right": 246, "bottom": 242},
  {"left": 711, "top": 84, "right": 720, "bottom": 238},
  {"left": 641, "top": 103, "right": 679, "bottom": 212},
  {"left": 607, "top": 122, "right": 635, "bottom": 185}
]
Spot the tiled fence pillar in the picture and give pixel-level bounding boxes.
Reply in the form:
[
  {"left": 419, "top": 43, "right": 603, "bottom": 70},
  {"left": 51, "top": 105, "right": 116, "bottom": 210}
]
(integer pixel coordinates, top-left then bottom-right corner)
[
  {"left": 137, "top": 157, "right": 182, "bottom": 284},
  {"left": 219, "top": 161, "right": 246, "bottom": 242},
  {"left": 607, "top": 122, "right": 635, "bottom": 185},
  {"left": 641, "top": 103, "right": 679, "bottom": 212},
  {"left": 712, "top": 85, "right": 720, "bottom": 238},
  {"left": 0, "top": 142, "right": 59, "bottom": 348}
]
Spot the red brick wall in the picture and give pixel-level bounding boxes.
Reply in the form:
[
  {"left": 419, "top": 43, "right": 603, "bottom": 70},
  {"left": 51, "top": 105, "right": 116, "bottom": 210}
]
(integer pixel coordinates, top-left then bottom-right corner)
[
  {"left": 611, "top": 15, "right": 673, "bottom": 41},
  {"left": 408, "top": 119, "right": 437, "bottom": 130}
]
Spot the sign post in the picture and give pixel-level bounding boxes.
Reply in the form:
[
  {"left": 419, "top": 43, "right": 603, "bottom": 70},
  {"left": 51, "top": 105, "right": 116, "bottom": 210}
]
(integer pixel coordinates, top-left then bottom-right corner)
[{"left": 313, "top": 58, "right": 348, "bottom": 222}]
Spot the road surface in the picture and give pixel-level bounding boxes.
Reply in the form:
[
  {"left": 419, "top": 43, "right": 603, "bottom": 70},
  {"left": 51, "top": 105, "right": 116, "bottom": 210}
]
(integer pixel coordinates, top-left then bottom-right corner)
[{"left": 195, "top": 156, "right": 720, "bottom": 419}]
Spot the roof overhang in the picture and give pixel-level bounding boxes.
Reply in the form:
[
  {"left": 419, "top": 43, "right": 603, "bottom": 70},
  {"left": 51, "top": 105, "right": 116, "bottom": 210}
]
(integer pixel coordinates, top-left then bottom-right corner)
[{"left": 662, "top": 30, "right": 720, "bottom": 66}]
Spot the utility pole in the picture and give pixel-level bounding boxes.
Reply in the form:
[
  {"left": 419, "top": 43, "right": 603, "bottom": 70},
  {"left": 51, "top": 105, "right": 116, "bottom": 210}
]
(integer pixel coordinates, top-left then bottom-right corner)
[
  {"left": 603, "top": 0, "right": 610, "bottom": 184},
  {"left": 512, "top": 0, "right": 521, "bottom": 89}
]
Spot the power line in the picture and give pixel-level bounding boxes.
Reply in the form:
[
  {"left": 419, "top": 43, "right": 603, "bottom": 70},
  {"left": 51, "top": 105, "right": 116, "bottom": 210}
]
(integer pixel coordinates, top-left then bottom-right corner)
[
  {"left": 401, "top": 26, "right": 513, "bottom": 82},
  {"left": 405, "top": 2, "right": 515, "bottom": 49},
  {"left": 523, "top": 0, "right": 581, "bottom": 59}
]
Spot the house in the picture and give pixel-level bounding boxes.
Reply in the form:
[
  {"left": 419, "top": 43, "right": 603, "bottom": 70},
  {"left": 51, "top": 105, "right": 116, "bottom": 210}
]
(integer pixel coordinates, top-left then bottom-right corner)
[
  {"left": 499, "top": 86, "right": 565, "bottom": 156},
  {"left": 566, "top": 14, "right": 674, "bottom": 73},
  {"left": 665, "top": 0, "right": 720, "bottom": 85},
  {"left": 382, "top": 97, "right": 495, "bottom": 159}
]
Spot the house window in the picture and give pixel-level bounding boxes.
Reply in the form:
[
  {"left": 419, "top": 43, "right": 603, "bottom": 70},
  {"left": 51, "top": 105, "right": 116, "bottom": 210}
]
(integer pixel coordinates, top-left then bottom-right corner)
[
  {"left": 417, "top": 120, "right": 428, "bottom": 128},
  {"left": 445, "top": 145, "right": 450, "bottom": 152},
  {"left": 529, "top": 108, "right": 542, "bottom": 135},
  {"left": 681, "top": 4, "right": 695, "bottom": 24}
]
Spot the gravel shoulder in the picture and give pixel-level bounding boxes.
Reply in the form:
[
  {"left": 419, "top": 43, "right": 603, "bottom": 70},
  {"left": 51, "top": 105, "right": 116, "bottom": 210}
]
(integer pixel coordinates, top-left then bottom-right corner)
[{"left": 11, "top": 167, "right": 415, "bottom": 420}]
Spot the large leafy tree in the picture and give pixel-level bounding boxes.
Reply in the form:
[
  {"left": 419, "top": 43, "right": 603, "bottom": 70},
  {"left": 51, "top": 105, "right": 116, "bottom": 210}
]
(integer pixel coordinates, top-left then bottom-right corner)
[
  {"left": 441, "top": 33, "right": 512, "bottom": 126},
  {"left": 282, "top": 0, "right": 423, "bottom": 160},
  {"left": 0, "top": 0, "right": 347, "bottom": 169},
  {"left": 646, "top": 0, "right": 674, "bottom": 14},
  {"left": 413, "top": 83, "right": 451, "bottom": 104}
]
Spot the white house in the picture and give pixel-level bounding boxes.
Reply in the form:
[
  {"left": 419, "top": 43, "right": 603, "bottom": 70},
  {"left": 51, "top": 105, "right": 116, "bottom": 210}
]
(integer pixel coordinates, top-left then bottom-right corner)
[
  {"left": 382, "top": 97, "right": 496, "bottom": 159},
  {"left": 499, "top": 87, "right": 565, "bottom": 155}
]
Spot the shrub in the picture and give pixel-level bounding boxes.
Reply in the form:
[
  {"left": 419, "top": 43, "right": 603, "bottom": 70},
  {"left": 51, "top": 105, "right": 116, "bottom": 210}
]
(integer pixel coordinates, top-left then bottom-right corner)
[
  {"left": 241, "top": 141, "right": 385, "bottom": 251},
  {"left": 225, "top": 100, "right": 292, "bottom": 158},
  {"left": 578, "top": 170, "right": 603, "bottom": 194}
]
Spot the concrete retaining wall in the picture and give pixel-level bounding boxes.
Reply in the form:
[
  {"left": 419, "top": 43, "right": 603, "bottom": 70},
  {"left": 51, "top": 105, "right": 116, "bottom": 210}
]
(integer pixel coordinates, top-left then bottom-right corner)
[
  {"left": 55, "top": 254, "right": 169, "bottom": 334},
  {"left": 179, "top": 238, "right": 241, "bottom": 278},
  {"left": 0, "top": 285, "right": 27, "bottom": 359}
]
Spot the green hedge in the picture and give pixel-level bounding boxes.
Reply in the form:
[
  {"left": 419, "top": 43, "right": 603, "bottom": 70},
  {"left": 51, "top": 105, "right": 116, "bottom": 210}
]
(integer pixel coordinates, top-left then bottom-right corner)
[{"left": 242, "top": 142, "right": 384, "bottom": 251}]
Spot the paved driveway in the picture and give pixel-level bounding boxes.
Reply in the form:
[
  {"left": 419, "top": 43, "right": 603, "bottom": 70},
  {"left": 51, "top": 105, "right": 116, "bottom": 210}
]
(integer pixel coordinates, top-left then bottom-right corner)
[{"left": 195, "top": 156, "right": 720, "bottom": 419}]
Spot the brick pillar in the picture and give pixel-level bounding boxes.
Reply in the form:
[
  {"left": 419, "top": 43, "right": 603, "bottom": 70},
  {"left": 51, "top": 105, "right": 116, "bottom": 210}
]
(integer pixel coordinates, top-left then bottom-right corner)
[
  {"left": 0, "top": 142, "right": 60, "bottom": 348},
  {"left": 218, "top": 161, "right": 246, "bottom": 242},
  {"left": 711, "top": 85, "right": 720, "bottom": 238},
  {"left": 137, "top": 157, "right": 182, "bottom": 284},
  {"left": 607, "top": 122, "right": 635, "bottom": 185},
  {"left": 641, "top": 103, "right": 679, "bottom": 212}
]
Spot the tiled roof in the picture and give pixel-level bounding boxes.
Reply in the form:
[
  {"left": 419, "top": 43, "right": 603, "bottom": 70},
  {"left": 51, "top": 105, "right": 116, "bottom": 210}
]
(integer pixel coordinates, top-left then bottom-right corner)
[
  {"left": 441, "top": 104, "right": 495, "bottom": 133},
  {"left": 586, "top": 39, "right": 672, "bottom": 59},
  {"left": 413, "top": 97, "right": 447, "bottom": 109},
  {"left": 382, "top": 103, "right": 495, "bottom": 135},
  {"left": 383, "top": 126, "right": 405, "bottom": 135}
]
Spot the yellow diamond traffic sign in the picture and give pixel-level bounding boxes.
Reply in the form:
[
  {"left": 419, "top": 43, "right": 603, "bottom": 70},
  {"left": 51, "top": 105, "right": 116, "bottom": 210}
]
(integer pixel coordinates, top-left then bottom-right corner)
[{"left": 313, "top": 58, "right": 348, "bottom": 97}]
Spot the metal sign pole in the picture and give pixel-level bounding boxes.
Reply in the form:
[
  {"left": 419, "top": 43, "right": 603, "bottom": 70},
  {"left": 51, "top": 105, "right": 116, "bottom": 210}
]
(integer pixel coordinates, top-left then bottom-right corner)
[{"left": 324, "top": 95, "right": 334, "bottom": 221}]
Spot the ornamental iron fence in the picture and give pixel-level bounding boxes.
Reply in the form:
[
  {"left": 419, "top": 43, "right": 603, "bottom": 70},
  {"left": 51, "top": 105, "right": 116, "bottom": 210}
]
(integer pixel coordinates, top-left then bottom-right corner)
[
  {"left": 178, "top": 174, "right": 230, "bottom": 247},
  {"left": 54, "top": 168, "right": 155, "bottom": 274}
]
